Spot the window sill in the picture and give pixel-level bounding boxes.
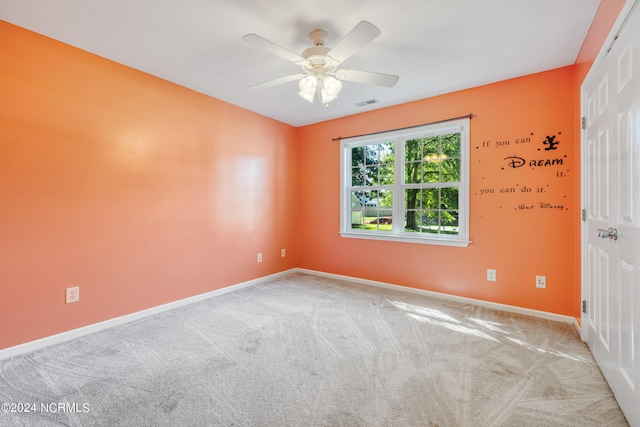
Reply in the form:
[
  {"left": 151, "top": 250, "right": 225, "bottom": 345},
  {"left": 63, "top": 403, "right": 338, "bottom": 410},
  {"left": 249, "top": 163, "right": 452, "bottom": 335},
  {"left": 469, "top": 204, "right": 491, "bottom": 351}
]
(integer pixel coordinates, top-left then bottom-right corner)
[{"left": 339, "top": 231, "right": 471, "bottom": 247}]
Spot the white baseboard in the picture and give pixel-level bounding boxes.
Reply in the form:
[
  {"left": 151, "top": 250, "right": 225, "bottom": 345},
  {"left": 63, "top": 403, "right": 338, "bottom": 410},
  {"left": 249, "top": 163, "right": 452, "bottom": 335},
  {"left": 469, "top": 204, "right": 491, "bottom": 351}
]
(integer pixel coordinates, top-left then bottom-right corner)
[
  {"left": 1, "top": 266, "right": 577, "bottom": 360},
  {"left": 294, "top": 268, "right": 576, "bottom": 324},
  {"left": 0, "top": 269, "right": 296, "bottom": 361}
]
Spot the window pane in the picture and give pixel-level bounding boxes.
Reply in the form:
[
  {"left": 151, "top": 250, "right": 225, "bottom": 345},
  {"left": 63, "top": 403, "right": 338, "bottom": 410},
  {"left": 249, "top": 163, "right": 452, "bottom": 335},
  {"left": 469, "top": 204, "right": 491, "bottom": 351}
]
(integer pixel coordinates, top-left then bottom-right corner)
[
  {"left": 380, "top": 142, "right": 394, "bottom": 163},
  {"left": 441, "top": 158, "right": 461, "bottom": 182},
  {"left": 378, "top": 190, "right": 393, "bottom": 206},
  {"left": 351, "top": 146, "right": 364, "bottom": 167},
  {"left": 441, "top": 187, "right": 459, "bottom": 210},
  {"left": 366, "top": 145, "right": 379, "bottom": 163},
  {"left": 361, "top": 190, "right": 377, "bottom": 206},
  {"left": 421, "top": 211, "right": 440, "bottom": 234},
  {"left": 405, "top": 161, "right": 421, "bottom": 184},
  {"left": 366, "top": 166, "right": 379, "bottom": 185},
  {"left": 423, "top": 136, "right": 440, "bottom": 158},
  {"left": 441, "top": 211, "right": 459, "bottom": 234},
  {"left": 442, "top": 133, "right": 461, "bottom": 157},
  {"left": 405, "top": 188, "right": 421, "bottom": 210},
  {"left": 378, "top": 189, "right": 393, "bottom": 209},
  {"left": 405, "top": 210, "right": 420, "bottom": 232},
  {"left": 380, "top": 162, "right": 394, "bottom": 184},
  {"left": 350, "top": 192, "right": 364, "bottom": 228},
  {"left": 380, "top": 142, "right": 394, "bottom": 184},
  {"left": 422, "top": 161, "right": 439, "bottom": 183},
  {"left": 352, "top": 167, "right": 365, "bottom": 186},
  {"left": 351, "top": 191, "right": 363, "bottom": 207},
  {"left": 370, "top": 190, "right": 380, "bottom": 206},
  {"left": 423, "top": 188, "right": 439, "bottom": 209},
  {"left": 405, "top": 139, "right": 421, "bottom": 162}
]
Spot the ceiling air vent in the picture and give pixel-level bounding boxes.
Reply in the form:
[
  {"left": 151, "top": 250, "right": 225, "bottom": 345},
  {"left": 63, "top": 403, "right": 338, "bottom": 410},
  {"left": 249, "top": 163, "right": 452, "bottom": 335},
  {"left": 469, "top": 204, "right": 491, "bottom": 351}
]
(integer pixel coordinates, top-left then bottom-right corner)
[{"left": 355, "top": 98, "right": 379, "bottom": 107}]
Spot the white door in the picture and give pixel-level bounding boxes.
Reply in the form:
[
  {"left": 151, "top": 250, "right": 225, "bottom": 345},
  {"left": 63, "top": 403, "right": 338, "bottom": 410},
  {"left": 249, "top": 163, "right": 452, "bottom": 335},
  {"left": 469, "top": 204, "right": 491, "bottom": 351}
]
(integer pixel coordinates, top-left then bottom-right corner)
[{"left": 583, "top": 1, "right": 640, "bottom": 425}]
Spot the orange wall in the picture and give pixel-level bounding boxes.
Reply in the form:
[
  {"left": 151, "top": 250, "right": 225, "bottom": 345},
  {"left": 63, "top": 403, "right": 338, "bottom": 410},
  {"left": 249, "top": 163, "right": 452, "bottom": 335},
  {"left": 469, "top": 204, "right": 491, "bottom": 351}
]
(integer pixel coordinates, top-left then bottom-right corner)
[
  {"left": 297, "top": 67, "right": 578, "bottom": 316},
  {"left": 0, "top": 21, "right": 298, "bottom": 350}
]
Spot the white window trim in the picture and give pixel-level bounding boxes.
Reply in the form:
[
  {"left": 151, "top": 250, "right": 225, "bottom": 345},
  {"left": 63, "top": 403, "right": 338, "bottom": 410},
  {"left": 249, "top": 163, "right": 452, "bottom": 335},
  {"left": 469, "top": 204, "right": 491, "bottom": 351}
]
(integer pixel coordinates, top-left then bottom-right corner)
[{"left": 339, "top": 117, "right": 470, "bottom": 247}]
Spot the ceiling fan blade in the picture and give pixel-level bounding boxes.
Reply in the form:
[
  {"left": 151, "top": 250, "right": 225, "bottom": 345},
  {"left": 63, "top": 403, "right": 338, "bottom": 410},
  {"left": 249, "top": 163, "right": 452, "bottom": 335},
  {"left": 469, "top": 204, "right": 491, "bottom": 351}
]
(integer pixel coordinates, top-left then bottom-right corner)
[
  {"left": 242, "top": 34, "right": 306, "bottom": 64},
  {"left": 250, "top": 74, "right": 304, "bottom": 89},
  {"left": 336, "top": 69, "right": 399, "bottom": 87},
  {"left": 326, "top": 21, "right": 381, "bottom": 63}
]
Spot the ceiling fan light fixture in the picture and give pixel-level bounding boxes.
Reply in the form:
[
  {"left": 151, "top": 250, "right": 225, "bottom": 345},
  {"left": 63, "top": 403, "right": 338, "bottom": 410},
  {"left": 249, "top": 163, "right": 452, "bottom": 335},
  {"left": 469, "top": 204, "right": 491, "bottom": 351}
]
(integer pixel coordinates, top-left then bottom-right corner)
[
  {"left": 320, "top": 75, "right": 342, "bottom": 104},
  {"left": 298, "top": 75, "right": 317, "bottom": 102}
]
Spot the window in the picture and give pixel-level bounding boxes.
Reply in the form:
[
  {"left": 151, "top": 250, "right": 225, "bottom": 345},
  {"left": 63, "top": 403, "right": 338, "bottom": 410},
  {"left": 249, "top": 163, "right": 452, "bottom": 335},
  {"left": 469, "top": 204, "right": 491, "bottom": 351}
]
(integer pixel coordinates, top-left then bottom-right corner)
[{"left": 340, "top": 117, "right": 470, "bottom": 247}]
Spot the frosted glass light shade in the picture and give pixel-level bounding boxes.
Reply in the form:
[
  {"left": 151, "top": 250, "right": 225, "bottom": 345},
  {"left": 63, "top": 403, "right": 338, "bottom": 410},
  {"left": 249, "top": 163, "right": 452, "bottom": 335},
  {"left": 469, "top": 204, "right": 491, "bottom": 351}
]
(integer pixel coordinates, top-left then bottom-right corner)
[
  {"left": 321, "top": 76, "right": 342, "bottom": 104},
  {"left": 298, "top": 75, "right": 317, "bottom": 103}
]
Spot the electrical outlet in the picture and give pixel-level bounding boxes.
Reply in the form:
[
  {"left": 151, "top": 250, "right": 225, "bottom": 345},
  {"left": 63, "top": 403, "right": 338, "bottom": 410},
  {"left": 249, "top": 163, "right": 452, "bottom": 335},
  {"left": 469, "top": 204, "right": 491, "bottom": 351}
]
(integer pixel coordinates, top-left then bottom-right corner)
[
  {"left": 487, "top": 269, "right": 497, "bottom": 282},
  {"left": 257, "top": 253, "right": 262, "bottom": 263},
  {"left": 281, "top": 248, "right": 286, "bottom": 257},
  {"left": 536, "top": 275, "right": 546, "bottom": 289},
  {"left": 66, "top": 286, "right": 80, "bottom": 304}
]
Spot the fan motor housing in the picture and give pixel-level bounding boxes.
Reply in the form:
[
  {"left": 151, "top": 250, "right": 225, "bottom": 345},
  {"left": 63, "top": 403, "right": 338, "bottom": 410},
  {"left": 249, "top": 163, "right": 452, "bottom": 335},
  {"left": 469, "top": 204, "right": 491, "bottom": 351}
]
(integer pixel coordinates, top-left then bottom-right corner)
[{"left": 301, "top": 46, "right": 337, "bottom": 73}]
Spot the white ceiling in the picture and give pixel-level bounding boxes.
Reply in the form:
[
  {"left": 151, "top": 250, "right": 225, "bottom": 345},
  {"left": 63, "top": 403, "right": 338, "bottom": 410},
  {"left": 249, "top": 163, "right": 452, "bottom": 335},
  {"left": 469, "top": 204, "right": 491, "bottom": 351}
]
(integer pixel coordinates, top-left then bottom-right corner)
[{"left": 1, "top": 0, "right": 600, "bottom": 127}]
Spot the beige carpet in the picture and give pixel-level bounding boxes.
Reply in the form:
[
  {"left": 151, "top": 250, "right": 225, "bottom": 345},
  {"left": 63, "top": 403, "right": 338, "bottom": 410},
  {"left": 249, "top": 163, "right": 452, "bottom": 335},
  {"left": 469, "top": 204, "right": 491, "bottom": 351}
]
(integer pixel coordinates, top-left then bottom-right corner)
[{"left": 0, "top": 273, "right": 628, "bottom": 426}]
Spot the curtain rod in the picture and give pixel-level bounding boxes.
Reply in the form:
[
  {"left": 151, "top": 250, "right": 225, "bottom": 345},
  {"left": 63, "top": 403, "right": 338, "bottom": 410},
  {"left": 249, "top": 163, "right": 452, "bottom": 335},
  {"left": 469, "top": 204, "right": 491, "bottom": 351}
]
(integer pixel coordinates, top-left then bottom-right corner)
[{"left": 331, "top": 113, "right": 473, "bottom": 142}]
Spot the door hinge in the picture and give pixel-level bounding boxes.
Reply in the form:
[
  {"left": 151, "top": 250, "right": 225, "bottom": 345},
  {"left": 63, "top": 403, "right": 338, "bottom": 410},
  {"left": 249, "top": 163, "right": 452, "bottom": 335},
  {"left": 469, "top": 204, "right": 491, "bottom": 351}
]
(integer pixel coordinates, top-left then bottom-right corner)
[
  {"left": 581, "top": 117, "right": 587, "bottom": 130},
  {"left": 582, "top": 209, "right": 586, "bottom": 221},
  {"left": 582, "top": 300, "right": 587, "bottom": 314}
]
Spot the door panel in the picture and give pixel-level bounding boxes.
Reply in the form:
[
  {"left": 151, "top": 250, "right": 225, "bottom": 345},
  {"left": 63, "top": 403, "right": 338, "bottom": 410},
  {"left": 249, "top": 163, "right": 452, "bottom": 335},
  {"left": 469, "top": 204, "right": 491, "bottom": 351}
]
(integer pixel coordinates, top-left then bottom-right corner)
[
  {"left": 598, "top": 130, "right": 611, "bottom": 221},
  {"left": 619, "top": 259, "right": 634, "bottom": 388},
  {"left": 598, "top": 248, "right": 610, "bottom": 351},
  {"left": 587, "top": 245, "right": 597, "bottom": 330},
  {"left": 619, "top": 109, "right": 633, "bottom": 222}
]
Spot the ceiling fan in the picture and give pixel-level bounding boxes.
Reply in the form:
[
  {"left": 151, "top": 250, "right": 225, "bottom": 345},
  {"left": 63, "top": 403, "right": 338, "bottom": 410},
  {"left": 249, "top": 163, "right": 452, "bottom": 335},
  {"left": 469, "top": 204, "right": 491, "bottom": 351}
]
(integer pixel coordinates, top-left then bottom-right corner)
[{"left": 242, "top": 21, "right": 399, "bottom": 105}]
